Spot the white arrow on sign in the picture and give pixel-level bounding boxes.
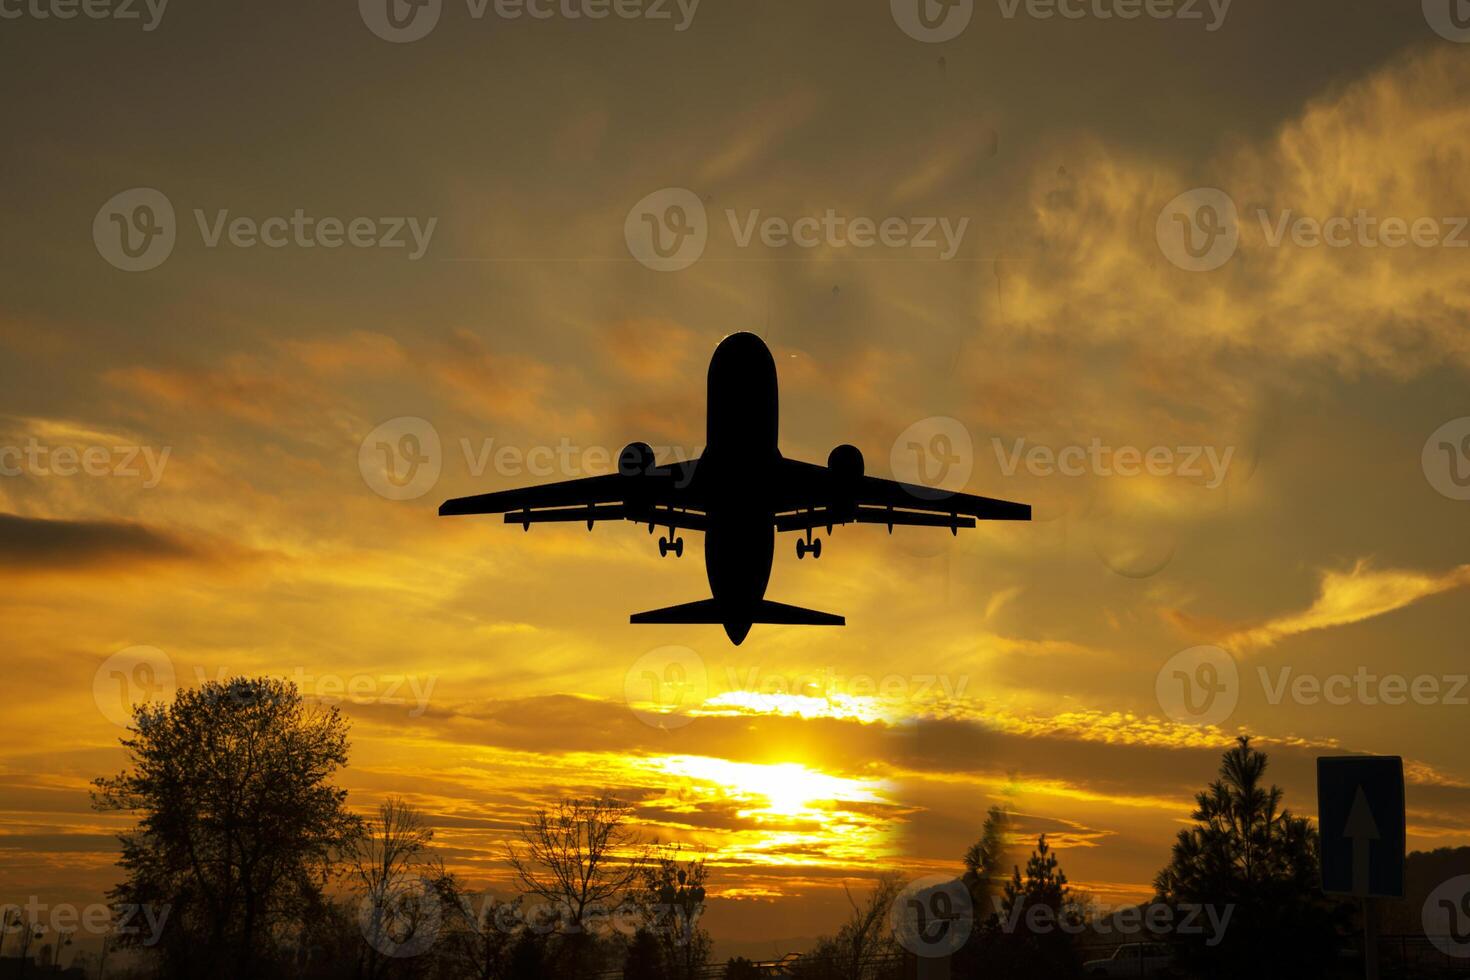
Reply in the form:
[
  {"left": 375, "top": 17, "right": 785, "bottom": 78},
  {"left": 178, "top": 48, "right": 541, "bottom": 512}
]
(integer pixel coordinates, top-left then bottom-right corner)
[{"left": 1344, "top": 786, "right": 1380, "bottom": 897}]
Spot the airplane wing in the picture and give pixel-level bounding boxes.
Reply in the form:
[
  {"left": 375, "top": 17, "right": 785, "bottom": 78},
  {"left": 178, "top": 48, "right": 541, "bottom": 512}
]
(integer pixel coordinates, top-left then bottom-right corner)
[
  {"left": 770, "top": 457, "right": 1029, "bottom": 534},
  {"left": 439, "top": 457, "right": 706, "bottom": 532}
]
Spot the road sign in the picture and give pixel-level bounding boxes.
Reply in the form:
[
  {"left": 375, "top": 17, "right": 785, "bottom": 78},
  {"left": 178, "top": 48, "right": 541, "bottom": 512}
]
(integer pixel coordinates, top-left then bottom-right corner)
[{"left": 1317, "top": 756, "right": 1405, "bottom": 899}]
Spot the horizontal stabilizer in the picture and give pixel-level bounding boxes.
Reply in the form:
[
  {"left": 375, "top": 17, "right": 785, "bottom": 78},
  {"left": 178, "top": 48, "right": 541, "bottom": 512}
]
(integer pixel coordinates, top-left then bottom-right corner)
[
  {"left": 630, "top": 599, "right": 724, "bottom": 624},
  {"left": 630, "top": 599, "right": 844, "bottom": 626},
  {"left": 750, "top": 600, "right": 844, "bottom": 626}
]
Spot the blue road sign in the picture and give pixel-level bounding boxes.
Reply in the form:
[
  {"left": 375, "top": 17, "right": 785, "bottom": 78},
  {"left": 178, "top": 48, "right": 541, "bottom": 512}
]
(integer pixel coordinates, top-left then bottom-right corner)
[{"left": 1317, "top": 756, "right": 1405, "bottom": 899}]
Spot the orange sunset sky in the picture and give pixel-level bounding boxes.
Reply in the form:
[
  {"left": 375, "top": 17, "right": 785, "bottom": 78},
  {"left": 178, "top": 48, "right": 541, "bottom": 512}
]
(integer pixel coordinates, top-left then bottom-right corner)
[{"left": 3, "top": 0, "right": 1470, "bottom": 954}]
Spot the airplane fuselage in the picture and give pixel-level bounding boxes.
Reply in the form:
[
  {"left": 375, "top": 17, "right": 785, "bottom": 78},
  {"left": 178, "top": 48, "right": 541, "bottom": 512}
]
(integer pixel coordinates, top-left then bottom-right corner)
[{"left": 692, "top": 332, "right": 780, "bottom": 643}]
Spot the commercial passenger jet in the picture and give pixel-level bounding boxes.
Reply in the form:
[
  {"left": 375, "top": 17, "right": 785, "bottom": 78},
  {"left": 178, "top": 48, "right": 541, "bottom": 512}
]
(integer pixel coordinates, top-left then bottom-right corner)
[{"left": 439, "top": 332, "right": 1030, "bottom": 644}]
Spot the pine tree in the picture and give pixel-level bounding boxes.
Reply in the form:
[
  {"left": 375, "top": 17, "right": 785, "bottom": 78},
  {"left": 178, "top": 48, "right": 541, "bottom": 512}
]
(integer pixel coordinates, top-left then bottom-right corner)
[{"left": 1153, "top": 736, "right": 1346, "bottom": 978}]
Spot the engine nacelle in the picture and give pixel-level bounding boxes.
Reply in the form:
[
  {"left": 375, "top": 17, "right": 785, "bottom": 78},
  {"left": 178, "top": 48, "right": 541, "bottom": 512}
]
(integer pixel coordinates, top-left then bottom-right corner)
[
  {"left": 618, "top": 441, "right": 656, "bottom": 476},
  {"left": 828, "top": 444, "right": 864, "bottom": 483}
]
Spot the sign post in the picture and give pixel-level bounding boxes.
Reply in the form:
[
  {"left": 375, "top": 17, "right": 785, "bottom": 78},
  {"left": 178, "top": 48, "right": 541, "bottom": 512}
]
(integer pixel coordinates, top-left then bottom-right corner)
[{"left": 1317, "top": 756, "right": 1406, "bottom": 980}]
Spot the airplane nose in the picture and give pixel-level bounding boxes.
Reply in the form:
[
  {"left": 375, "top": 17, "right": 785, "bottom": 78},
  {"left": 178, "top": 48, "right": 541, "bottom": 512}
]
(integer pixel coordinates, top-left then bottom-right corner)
[{"left": 723, "top": 621, "right": 751, "bottom": 645}]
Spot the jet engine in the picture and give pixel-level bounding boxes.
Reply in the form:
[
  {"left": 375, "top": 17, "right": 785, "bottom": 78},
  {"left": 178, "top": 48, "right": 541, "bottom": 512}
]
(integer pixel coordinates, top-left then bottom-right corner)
[
  {"left": 828, "top": 443, "right": 864, "bottom": 482},
  {"left": 618, "top": 441, "right": 656, "bottom": 476}
]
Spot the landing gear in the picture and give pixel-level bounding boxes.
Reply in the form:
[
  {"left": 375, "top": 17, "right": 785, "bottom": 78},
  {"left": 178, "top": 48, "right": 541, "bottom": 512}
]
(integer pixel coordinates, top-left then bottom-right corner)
[
  {"left": 659, "top": 535, "right": 684, "bottom": 558},
  {"left": 796, "top": 528, "right": 822, "bottom": 560}
]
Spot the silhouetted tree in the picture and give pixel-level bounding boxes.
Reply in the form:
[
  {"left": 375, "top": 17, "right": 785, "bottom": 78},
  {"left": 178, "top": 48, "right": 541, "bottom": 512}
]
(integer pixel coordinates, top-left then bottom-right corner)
[
  {"left": 622, "top": 927, "right": 665, "bottom": 980},
  {"left": 1153, "top": 735, "right": 1345, "bottom": 978},
  {"left": 506, "top": 794, "right": 645, "bottom": 976},
  {"left": 433, "top": 879, "right": 541, "bottom": 980},
  {"left": 351, "top": 798, "right": 439, "bottom": 976},
  {"left": 787, "top": 875, "right": 903, "bottom": 980},
  {"left": 507, "top": 795, "right": 644, "bottom": 932},
  {"left": 721, "top": 955, "right": 762, "bottom": 980},
  {"left": 951, "top": 805, "right": 1015, "bottom": 978},
  {"left": 990, "top": 835, "right": 1082, "bottom": 978},
  {"left": 633, "top": 846, "right": 710, "bottom": 980},
  {"left": 961, "top": 805, "right": 1012, "bottom": 926},
  {"left": 92, "top": 677, "right": 362, "bottom": 980},
  {"left": 505, "top": 928, "right": 549, "bottom": 980}
]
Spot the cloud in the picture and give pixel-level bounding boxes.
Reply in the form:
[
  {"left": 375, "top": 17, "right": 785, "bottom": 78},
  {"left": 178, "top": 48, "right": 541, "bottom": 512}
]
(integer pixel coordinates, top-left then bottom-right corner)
[
  {"left": 1220, "top": 560, "right": 1470, "bottom": 651},
  {"left": 105, "top": 356, "right": 323, "bottom": 428},
  {"left": 278, "top": 332, "right": 407, "bottom": 376},
  {"left": 424, "top": 328, "right": 584, "bottom": 432},
  {"left": 0, "top": 512, "right": 199, "bottom": 570},
  {"left": 992, "top": 45, "right": 1470, "bottom": 378},
  {"left": 694, "top": 88, "right": 824, "bottom": 184},
  {"left": 599, "top": 318, "right": 701, "bottom": 384}
]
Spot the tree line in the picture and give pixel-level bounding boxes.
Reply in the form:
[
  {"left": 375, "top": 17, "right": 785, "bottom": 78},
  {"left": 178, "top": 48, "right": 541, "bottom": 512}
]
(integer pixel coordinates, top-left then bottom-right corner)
[{"left": 14, "top": 676, "right": 1443, "bottom": 978}]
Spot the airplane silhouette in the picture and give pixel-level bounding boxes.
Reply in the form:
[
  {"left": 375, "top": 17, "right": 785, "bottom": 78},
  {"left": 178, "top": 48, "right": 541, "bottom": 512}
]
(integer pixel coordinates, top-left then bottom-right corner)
[{"left": 439, "top": 332, "right": 1030, "bottom": 644}]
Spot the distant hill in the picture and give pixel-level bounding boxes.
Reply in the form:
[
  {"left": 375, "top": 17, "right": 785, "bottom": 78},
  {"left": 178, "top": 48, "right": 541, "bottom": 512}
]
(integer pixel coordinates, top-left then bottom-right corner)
[{"left": 1378, "top": 847, "right": 1470, "bottom": 935}]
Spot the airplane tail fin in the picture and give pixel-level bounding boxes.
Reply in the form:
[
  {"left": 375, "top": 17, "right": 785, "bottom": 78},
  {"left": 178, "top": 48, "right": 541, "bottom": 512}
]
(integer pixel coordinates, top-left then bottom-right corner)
[{"left": 631, "top": 598, "right": 844, "bottom": 644}]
